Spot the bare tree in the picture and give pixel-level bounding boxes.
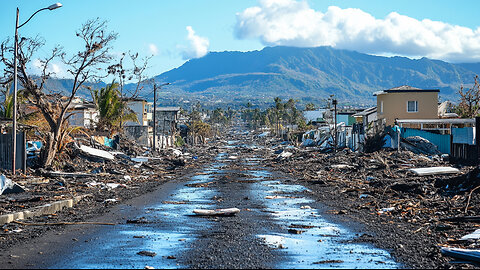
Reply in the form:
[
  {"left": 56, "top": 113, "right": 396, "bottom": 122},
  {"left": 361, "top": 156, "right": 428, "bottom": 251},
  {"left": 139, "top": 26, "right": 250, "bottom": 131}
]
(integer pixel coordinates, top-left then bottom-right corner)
[
  {"left": 107, "top": 52, "right": 152, "bottom": 99},
  {"left": 0, "top": 18, "right": 117, "bottom": 167},
  {"left": 456, "top": 75, "right": 480, "bottom": 118}
]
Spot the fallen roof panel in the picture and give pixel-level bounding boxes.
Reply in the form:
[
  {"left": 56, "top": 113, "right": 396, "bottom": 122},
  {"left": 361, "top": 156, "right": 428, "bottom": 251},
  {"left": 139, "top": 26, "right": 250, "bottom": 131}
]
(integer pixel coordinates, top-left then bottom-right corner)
[{"left": 409, "top": 166, "right": 460, "bottom": 176}]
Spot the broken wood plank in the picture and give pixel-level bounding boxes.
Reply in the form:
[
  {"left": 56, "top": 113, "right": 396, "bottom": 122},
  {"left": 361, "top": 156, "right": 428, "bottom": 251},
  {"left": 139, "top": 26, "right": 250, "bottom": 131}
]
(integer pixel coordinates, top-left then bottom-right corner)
[{"left": 192, "top": 208, "right": 240, "bottom": 216}]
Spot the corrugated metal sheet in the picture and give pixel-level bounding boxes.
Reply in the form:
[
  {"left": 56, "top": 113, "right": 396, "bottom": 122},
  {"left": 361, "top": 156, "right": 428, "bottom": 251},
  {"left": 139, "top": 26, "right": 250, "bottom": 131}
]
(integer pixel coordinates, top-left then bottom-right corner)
[
  {"left": 401, "top": 128, "right": 451, "bottom": 154},
  {"left": 452, "top": 128, "right": 475, "bottom": 145},
  {"left": 0, "top": 133, "right": 26, "bottom": 171}
]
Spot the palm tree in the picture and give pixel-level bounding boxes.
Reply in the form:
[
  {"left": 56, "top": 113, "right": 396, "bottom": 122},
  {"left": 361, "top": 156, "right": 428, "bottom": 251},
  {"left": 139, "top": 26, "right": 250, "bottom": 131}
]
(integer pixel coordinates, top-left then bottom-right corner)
[
  {"left": 92, "top": 81, "right": 138, "bottom": 134},
  {"left": 0, "top": 92, "right": 13, "bottom": 119}
]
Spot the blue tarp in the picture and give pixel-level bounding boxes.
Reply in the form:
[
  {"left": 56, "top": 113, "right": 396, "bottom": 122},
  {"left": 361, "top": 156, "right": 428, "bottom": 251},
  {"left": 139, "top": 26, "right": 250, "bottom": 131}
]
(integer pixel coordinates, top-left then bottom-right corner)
[{"left": 104, "top": 137, "right": 115, "bottom": 148}]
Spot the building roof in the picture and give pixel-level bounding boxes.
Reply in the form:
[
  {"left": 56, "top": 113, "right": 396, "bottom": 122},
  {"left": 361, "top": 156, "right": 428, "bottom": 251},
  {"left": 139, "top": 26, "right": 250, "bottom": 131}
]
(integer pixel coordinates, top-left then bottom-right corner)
[
  {"left": 353, "top": 107, "right": 377, "bottom": 117},
  {"left": 374, "top": 85, "right": 440, "bottom": 96},
  {"left": 70, "top": 102, "right": 97, "bottom": 110},
  {"left": 155, "top": 106, "right": 181, "bottom": 112},
  {"left": 303, "top": 109, "right": 326, "bottom": 122},
  {"left": 397, "top": 118, "right": 475, "bottom": 125}
]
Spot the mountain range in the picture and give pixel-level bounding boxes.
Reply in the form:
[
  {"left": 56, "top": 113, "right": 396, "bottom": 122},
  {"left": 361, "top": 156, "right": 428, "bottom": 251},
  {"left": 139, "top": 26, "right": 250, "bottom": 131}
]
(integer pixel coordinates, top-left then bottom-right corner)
[{"left": 48, "top": 46, "right": 480, "bottom": 108}]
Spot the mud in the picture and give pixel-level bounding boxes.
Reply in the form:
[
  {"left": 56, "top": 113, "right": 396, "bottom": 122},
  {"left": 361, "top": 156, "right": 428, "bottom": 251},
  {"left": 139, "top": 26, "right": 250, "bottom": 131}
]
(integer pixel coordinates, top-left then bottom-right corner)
[{"left": 2, "top": 125, "right": 478, "bottom": 268}]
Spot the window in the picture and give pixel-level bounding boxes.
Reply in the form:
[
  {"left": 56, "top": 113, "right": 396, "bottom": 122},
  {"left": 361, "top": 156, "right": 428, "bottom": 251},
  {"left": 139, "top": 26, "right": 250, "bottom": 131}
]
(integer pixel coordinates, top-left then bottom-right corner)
[
  {"left": 407, "top": 101, "right": 418, "bottom": 112},
  {"left": 380, "top": 101, "right": 384, "bottom": 114}
]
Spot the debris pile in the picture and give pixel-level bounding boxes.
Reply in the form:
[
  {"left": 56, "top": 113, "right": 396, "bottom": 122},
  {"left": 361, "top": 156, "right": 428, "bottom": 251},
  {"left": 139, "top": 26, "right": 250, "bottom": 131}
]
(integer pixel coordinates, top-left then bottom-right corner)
[
  {"left": 0, "top": 134, "right": 216, "bottom": 218},
  {"left": 255, "top": 133, "right": 480, "bottom": 267}
]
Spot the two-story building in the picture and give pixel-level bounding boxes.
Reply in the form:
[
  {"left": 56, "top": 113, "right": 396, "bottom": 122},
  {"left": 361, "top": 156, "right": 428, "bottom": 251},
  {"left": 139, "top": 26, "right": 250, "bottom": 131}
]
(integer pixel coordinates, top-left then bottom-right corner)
[
  {"left": 374, "top": 85, "right": 439, "bottom": 126},
  {"left": 123, "top": 98, "right": 153, "bottom": 127}
]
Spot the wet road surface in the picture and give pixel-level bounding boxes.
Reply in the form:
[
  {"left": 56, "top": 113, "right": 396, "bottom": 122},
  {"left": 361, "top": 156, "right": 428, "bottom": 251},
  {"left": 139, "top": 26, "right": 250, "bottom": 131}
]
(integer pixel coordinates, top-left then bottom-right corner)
[{"left": 45, "top": 139, "right": 400, "bottom": 269}]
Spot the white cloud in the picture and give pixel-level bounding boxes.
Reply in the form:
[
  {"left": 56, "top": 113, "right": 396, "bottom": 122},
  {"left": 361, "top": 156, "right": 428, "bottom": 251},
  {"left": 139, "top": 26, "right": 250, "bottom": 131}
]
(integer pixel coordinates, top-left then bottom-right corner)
[
  {"left": 235, "top": 0, "right": 480, "bottom": 63},
  {"left": 180, "top": 26, "right": 210, "bottom": 60},
  {"left": 30, "top": 59, "right": 68, "bottom": 78},
  {"left": 148, "top": 43, "right": 159, "bottom": 56}
]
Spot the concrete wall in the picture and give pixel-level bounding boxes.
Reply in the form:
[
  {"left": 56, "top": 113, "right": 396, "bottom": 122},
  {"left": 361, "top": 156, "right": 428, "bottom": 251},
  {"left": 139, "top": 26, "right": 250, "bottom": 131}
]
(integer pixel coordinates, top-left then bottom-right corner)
[
  {"left": 154, "top": 111, "right": 178, "bottom": 135},
  {"left": 125, "top": 101, "right": 145, "bottom": 126},
  {"left": 124, "top": 125, "right": 149, "bottom": 146},
  {"left": 377, "top": 91, "right": 438, "bottom": 126}
]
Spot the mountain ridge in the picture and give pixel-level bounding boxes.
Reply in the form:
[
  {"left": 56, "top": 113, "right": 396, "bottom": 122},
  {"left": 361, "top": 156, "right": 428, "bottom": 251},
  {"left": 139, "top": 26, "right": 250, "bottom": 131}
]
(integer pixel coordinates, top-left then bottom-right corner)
[{"left": 46, "top": 46, "right": 478, "bottom": 107}]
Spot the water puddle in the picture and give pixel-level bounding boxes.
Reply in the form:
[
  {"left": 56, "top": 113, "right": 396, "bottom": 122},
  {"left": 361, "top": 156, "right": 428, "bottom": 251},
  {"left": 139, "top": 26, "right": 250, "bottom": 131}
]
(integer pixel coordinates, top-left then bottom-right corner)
[
  {"left": 48, "top": 145, "right": 399, "bottom": 269},
  {"left": 248, "top": 158, "right": 400, "bottom": 269},
  {"left": 50, "top": 155, "right": 226, "bottom": 269}
]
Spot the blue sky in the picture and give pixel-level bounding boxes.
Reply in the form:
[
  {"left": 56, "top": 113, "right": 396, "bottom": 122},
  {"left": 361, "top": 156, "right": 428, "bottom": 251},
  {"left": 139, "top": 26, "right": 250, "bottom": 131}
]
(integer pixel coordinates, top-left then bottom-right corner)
[{"left": 2, "top": 0, "right": 480, "bottom": 79}]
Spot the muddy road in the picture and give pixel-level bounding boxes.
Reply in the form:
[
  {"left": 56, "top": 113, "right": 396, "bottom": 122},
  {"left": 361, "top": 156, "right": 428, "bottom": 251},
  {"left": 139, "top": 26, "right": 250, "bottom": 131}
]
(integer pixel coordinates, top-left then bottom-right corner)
[{"left": 4, "top": 135, "right": 400, "bottom": 269}]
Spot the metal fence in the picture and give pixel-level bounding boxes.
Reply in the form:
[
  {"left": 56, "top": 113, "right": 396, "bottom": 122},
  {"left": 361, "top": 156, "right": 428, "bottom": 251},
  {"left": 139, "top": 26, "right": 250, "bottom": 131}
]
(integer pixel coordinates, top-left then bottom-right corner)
[
  {"left": 0, "top": 132, "right": 26, "bottom": 172},
  {"left": 401, "top": 128, "right": 451, "bottom": 154}
]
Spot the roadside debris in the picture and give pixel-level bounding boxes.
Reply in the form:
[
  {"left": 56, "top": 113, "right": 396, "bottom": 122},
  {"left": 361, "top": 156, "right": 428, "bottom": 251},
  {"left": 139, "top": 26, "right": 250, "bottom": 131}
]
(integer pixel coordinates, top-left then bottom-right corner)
[
  {"left": 0, "top": 175, "right": 24, "bottom": 195},
  {"left": 192, "top": 208, "right": 240, "bottom": 216},
  {"left": 253, "top": 129, "right": 480, "bottom": 268},
  {"left": 78, "top": 145, "right": 115, "bottom": 161},
  {"left": 137, "top": 251, "right": 157, "bottom": 257},
  {"left": 441, "top": 247, "right": 480, "bottom": 263},
  {"left": 409, "top": 166, "right": 460, "bottom": 176}
]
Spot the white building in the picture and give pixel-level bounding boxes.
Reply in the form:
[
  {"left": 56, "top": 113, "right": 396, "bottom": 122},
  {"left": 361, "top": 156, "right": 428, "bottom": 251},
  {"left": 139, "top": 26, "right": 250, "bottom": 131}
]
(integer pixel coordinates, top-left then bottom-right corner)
[
  {"left": 303, "top": 109, "right": 327, "bottom": 123},
  {"left": 68, "top": 103, "right": 99, "bottom": 128},
  {"left": 124, "top": 98, "right": 151, "bottom": 126}
]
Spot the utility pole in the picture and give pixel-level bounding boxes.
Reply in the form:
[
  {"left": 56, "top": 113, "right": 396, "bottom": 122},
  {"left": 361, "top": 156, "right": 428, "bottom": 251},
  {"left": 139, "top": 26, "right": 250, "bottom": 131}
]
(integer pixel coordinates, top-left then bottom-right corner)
[
  {"left": 12, "top": 8, "right": 19, "bottom": 175},
  {"left": 153, "top": 84, "right": 157, "bottom": 152},
  {"left": 333, "top": 99, "right": 337, "bottom": 153}
]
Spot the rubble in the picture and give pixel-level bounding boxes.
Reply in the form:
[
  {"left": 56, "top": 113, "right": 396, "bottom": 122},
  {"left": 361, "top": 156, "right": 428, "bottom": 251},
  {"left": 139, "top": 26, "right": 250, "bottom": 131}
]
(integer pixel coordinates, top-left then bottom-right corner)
[
  {"left": 137, "top": 251, "right": 157, "bottom": 257},
  {"left": 252, "top": 130, "right": 480, "bottom": 268},
  {"left": 1, "top": 122, "right": 478, "bottom": 268},
  {"left": 0, "top": 175, "right": 24, "bottom": 195},
  {"left": 0, "top": 131, "right": 216, "bottom": 250}
]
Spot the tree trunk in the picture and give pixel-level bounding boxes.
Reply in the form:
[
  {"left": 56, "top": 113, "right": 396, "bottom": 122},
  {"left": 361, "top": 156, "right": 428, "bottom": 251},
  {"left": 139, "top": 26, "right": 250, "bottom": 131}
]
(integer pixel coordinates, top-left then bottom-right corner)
[
  {"left": 40, "top": 125, "right": 62, "bottom": 167},
  {"left": 41, "top": 133, "right": 56, "bottom": 167}
]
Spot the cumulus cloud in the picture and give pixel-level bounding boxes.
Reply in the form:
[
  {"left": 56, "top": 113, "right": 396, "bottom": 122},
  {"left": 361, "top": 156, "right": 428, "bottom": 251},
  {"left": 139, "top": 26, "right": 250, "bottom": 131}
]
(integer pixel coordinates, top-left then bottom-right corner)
[
  {"left": 235, "top": 0, "right": 480, "bottom": 62},
  {"left": 30, "top": 58, "right": 68, "bottom": 78},
  {"left": 148, "top": 43, "right": 159, "bottom": 56},
  {"left": 180, "top": 26, "right": 210, "bottom": 60}
]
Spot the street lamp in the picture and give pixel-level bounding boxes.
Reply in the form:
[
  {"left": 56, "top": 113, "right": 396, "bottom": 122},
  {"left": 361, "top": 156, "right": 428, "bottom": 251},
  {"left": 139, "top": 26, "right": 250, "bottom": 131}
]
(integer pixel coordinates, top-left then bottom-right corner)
[
  {"left": 12, "top": 3, "right": 62, "bottom": 175},
  {"left": 152, "top": 82, "right": 170, "bottom": 151}
]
